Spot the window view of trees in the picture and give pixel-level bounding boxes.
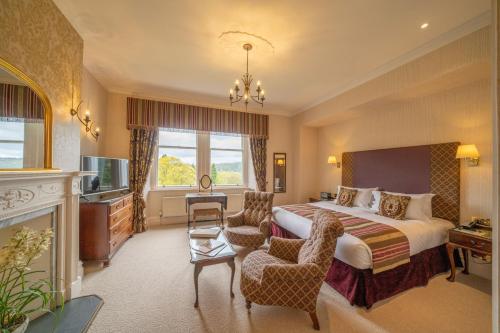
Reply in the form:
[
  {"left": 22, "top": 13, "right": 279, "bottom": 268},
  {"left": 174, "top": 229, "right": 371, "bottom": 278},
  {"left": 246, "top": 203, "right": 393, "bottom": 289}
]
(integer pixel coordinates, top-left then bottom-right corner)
[
  {"left": 210, "top": 134, "right": 243, "bottom": 185},
  {"left": 157, "top": 131, "right": 197, "bottom": 187},
  {"left": 157, "top": 130, "right": 244, "bottom": 187}
]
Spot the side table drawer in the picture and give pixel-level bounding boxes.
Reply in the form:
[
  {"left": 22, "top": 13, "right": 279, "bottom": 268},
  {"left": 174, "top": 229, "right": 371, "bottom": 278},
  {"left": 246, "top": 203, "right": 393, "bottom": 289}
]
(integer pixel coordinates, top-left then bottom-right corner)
[{"left": 449, "top": 231, "right": 492, "bottom": 253}]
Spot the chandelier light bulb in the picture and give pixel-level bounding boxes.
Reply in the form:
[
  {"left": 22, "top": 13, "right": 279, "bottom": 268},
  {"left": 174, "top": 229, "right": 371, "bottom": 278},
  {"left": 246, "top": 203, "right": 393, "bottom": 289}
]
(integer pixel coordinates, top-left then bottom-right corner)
[
  {"left": 235, "top": 79, "right": 239, "bottom": 86},
  {"left": 229, "top": 89, "right": 233, "bottom": 95},
  {"left": 257, "top": 80, "right": 261, "bottom": 86},
  {"left": 261, "top": 90, "right": 265, "bottom": 95},
  {"left": 244, "top": 94, "right": 248, "bottom": 100}
]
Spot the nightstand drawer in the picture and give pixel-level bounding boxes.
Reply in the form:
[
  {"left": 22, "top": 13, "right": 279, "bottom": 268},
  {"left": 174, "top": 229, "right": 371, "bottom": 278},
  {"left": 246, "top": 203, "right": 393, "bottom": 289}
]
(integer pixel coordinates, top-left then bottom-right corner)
[{"left": 449, "top": 231, "right": 492, "bottom": 252}]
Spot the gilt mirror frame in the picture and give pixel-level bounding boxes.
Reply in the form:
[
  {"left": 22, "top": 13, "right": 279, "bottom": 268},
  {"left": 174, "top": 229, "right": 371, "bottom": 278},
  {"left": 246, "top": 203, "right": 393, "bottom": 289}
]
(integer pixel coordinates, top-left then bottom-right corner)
[{"left": 0, "top": 57, "right": 53, "bottom": 171}]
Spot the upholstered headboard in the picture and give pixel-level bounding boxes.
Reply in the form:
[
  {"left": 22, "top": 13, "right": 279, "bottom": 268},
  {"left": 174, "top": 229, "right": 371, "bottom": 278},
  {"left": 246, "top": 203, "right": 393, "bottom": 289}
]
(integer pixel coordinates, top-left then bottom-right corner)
[{"left": 342, "top": 142, "right": 460, "bottom": 225}]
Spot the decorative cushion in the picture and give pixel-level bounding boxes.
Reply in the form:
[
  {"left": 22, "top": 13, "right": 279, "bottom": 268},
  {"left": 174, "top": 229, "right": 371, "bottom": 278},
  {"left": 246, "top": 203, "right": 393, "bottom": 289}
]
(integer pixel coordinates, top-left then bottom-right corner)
[
  {"left": 371, "top": 191, "right": 435, "bottom": 221},
  {"left": 378, "top": 192, "right": 411, "bottom": 220},
  {"left": 335, "top": 186, "right": 378, "bottom": 208},
  {"left": 337, "top": 187, "right": 358, "bottom": 207},
  {"left": 224, "top": 225, "right": 266, "bottom": 248}
]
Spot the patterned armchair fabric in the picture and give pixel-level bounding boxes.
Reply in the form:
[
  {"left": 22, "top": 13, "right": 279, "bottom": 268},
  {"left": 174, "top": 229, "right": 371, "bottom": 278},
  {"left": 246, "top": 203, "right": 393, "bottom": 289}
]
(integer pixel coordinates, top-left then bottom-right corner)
[
  {"left": 224, "top": 191, "right": 274, "bottom": 248},
  {"left": 240, "top": 210, "right": 344, "bottom": 330}
]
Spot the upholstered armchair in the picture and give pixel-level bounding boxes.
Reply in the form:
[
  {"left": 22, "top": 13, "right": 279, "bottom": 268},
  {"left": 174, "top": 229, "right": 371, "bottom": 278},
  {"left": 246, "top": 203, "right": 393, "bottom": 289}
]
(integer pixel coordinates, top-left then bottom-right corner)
[
  {"left": 240, "top": 210, "right": 344, "bottom": 330},
  {"left": 224, "top": 191, "right": 274, "bottom": 249}
]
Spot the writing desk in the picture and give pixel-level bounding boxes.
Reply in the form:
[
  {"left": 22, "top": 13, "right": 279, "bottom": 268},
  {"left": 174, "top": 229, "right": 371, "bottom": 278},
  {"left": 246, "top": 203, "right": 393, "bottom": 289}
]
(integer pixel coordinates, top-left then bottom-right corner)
[{"left": 185, "top": 192, "right": 228, "bottom": 229}]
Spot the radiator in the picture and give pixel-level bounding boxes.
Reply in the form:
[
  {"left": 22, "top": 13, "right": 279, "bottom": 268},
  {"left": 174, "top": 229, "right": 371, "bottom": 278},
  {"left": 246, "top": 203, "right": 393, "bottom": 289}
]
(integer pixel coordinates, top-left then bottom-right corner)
[{"left": 161, "top": 193, "right": 244, "bottom": 218}]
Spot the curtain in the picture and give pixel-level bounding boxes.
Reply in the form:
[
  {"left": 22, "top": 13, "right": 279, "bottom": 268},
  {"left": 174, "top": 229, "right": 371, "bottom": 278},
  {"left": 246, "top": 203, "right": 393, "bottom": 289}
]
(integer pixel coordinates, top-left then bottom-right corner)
[
  {"left": 250, "top": 137, "right": 267, "bottom": 192},
  {"left": 0, "top": 83, "right": 44, "bottom": 121},
  {"left": 129, "top": 127, "right": 158, "bottom": 233},
  {"left": 127, "top": 97, "right": 268, "bottom": 139}
]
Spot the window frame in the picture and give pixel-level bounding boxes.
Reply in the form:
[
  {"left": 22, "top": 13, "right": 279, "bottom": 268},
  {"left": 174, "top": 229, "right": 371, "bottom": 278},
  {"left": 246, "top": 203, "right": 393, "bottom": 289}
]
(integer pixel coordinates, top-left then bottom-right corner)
[
  {"left": 152, "top": 129, "right": 249, "bottom": 190},
  {"left": 156, "top": 131, "right": 198, "bottom": 188},
  {"left": 209, "top": 134, "right": 245, "bottom": 187}
]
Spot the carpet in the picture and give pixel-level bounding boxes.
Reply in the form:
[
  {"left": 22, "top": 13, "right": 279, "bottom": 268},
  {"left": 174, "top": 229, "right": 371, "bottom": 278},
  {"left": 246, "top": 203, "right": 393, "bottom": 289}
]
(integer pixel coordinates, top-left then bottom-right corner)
[{"left": 81, "top": 224, "right": 492, "bottom": 333}]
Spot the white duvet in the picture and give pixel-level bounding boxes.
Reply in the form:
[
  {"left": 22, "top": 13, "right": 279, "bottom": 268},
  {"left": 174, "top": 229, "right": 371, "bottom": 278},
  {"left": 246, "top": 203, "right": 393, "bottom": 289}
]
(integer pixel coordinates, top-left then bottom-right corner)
[{"left": 272, "top": 201, "right": 454, "bottom": 270}]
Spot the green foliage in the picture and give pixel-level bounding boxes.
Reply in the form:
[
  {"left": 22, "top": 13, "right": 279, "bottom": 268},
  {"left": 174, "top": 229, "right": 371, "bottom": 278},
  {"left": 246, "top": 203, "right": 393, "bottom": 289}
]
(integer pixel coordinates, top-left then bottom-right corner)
[
  {"left": 0, "top": 227, "right": 63, "bottom": 332},
  {"left": 216, "top": 171, "right": 242, "bottom": 185},
  {"left": 210, "top": 164, "right": 218, "bottom": 183},
  {"left": 158, "top": 155, "right": 196, "bottom": 186}
]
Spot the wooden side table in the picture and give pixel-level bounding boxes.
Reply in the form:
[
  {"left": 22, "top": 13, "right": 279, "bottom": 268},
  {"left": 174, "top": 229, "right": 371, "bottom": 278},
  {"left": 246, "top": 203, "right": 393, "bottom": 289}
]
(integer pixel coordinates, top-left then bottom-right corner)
[{"left": 446, "top": 227, "right": 492, "bottom": 282}]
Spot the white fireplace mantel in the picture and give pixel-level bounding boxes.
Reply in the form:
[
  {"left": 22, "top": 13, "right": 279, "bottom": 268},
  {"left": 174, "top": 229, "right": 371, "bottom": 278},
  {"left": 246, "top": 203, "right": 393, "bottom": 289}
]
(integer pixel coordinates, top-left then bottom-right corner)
[{"left": 0, "top": 170, "right": 83, "bottom": 299}]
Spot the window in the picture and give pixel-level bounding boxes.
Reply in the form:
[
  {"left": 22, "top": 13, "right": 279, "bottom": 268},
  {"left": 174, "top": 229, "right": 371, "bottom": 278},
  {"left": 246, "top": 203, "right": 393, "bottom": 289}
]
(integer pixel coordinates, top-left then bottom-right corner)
[
  {"left": 0, "top": 121, "right": 24, "bottom": 168},
  {"left": 156, "top": 129, "right": 247, "bottom": 188},
  {"left": 210, "top": 134, "right": 243, "bottom": 186},
  {"left": 157, "top": 131, "right": 197, "bottom": 187}
]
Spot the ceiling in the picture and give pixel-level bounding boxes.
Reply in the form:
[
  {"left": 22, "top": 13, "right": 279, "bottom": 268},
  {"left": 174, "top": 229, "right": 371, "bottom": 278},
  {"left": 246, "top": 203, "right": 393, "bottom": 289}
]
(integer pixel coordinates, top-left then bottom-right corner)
[{"left": 54, "top": 0, "right": 490, "bottom": 115}]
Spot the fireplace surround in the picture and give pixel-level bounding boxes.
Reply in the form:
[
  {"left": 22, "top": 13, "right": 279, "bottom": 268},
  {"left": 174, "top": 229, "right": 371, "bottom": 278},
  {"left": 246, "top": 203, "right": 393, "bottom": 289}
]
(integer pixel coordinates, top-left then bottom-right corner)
[{"left": 0, "top": 171, "right": 83, "bottom": 300}]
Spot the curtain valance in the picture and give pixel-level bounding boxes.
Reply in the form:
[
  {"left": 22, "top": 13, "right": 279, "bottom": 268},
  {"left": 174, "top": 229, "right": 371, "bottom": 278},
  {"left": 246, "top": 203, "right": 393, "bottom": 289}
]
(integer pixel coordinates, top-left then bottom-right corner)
[
  {"left": 0, "top": 83, "right": 44, "bottom": 121},
  {"left": 127, "top": 97, "right": 269, "bottom": 138}
]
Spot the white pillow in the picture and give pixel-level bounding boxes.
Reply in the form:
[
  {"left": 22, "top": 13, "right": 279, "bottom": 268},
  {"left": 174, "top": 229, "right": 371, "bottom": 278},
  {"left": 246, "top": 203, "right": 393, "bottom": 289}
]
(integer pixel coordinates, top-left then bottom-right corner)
[
  {"left": 335, "top": 186, "right": 378, "bottom": 208},
  {"left": 371, "top": 190, "right": 435, "bottom": 221}
]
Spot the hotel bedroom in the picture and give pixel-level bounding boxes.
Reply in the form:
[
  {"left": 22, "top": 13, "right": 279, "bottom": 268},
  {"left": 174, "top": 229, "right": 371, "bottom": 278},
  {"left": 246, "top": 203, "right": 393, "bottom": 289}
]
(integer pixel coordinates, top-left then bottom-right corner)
[{"left": 0, "top": 1, "right": 498, "bottom": 333}]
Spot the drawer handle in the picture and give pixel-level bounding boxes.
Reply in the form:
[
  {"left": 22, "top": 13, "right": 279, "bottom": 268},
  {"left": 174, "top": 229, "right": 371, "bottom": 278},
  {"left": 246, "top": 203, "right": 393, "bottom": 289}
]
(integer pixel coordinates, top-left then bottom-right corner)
[
  {"left": 470, "top": 239, "right": 484, "bottom": 248},
  {"left": 112, "top": 241, "right": 117, "bottom": 247}
]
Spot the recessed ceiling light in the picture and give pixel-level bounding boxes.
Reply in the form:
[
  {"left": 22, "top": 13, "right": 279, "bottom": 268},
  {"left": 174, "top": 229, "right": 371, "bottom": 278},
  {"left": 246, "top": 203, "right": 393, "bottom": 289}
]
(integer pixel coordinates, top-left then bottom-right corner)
[{"left": 420, "top": 22, "right": 429, "bottom": 29}]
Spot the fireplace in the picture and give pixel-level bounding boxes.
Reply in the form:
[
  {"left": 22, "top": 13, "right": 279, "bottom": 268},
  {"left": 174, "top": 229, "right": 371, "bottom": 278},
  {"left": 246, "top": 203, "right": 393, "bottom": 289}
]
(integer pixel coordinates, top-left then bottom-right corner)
[{"left": 0, "top": 171, "right": 83, "bottom": 301}]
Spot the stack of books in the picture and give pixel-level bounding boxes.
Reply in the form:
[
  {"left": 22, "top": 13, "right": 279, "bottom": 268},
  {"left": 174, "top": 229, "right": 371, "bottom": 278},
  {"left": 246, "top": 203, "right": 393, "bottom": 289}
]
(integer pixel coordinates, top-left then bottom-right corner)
[
  {"left": 189, "top": 228, "right": 221, "bottom": 238},
  {"left": 190, "top": 239, "right": 226, "bottom": 257}
]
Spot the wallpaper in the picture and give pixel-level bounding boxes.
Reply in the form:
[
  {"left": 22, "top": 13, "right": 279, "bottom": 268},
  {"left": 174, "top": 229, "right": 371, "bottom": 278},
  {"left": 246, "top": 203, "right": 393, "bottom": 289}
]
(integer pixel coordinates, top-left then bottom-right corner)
[{"left": 0, "top": 0, "right": 84, "bottom": 170}]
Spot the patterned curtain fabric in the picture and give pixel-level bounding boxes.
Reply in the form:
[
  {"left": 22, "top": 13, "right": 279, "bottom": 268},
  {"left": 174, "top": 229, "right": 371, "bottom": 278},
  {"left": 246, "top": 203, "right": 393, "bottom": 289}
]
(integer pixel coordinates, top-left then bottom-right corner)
[
  {"left": 127, "top": 97, "right": 268, "bottom": 139},
  {"left": 129, "top": 127, "right": 158, "bottom": 233},
  {"left": 0, "top": 83, "right": 44, "bottom": 121},
  {"left": 250, "top": 137, "right": 267, "bottom": 191}
]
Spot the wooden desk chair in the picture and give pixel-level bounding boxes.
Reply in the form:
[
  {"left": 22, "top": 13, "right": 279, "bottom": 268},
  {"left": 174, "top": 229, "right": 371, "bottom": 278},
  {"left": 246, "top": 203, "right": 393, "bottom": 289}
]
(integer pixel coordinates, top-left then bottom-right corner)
[{"left": 192, "top": 208, "right": 222, "bottom": 228}]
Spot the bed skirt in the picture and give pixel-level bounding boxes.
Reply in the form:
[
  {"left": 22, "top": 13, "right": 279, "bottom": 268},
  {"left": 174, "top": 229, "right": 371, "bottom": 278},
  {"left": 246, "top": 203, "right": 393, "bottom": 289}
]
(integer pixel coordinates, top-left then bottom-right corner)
[{"left": 271, "top": 221, "right": 458, "bottom": 308}]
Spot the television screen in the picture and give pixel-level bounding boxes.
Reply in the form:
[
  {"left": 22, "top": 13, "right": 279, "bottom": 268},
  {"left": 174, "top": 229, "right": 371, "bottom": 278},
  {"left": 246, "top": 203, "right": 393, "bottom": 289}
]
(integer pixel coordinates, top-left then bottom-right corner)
[{"left": 80, "top": 156, "right": 129, "bottom": 195}]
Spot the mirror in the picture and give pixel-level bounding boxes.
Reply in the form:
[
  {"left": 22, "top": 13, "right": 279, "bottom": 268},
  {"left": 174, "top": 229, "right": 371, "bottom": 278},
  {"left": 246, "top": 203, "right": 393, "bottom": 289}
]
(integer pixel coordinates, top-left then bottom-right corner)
[
  {"left": 0, "top": 58, "right": 52, "bottom": 170},
  {"left": 273, "top": 153, "right": 286, "bottom": 193},
  {"left": 199, "top": 174, "right": 213, "bottom": 192}
]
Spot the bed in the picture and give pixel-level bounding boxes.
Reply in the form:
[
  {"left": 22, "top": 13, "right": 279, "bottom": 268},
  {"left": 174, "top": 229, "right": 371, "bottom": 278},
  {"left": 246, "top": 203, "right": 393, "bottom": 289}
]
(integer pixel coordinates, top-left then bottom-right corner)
[{"left": 271, "top": 142, "right": 461, "bottom": 308}]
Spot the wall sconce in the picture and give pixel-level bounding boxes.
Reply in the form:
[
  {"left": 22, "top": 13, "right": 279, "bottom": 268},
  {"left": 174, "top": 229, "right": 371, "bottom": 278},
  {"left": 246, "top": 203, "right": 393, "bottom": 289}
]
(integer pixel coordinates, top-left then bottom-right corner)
[
  {"left": 456, "top": 144, "right": 479, "bottom": 166},
  {"left": 276, "top": 158, "right": 285, "bottom": 166},
  {"left": 328, "top": 155, "right": 341, "bottom": 168},
  {"left": 70, "top": 83, "right": 100, "bottom": 140}
]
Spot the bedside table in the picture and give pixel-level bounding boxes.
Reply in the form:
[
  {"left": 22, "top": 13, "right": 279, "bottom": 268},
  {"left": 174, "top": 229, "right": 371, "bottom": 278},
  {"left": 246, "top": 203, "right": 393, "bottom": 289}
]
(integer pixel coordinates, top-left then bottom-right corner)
[
  {"left": 309, "top": 197, "right": 336, "bottom": 203},
  {"left": 446, "top": 227, "right": 492, "bottom": 282}
]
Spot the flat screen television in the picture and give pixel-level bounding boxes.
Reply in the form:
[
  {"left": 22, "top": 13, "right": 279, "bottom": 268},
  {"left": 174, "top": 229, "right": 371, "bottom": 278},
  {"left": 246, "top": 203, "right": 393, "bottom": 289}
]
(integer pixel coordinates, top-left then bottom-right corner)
[{"left": 80, "top": 156, "right": 129, "bottom": 196}]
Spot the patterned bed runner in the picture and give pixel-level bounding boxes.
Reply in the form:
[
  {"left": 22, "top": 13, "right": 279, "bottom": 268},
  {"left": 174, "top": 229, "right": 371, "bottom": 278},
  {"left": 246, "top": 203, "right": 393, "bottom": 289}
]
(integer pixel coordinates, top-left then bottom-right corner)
[{"left": 278, "top": 204, "right": 410, "bottom": 273}]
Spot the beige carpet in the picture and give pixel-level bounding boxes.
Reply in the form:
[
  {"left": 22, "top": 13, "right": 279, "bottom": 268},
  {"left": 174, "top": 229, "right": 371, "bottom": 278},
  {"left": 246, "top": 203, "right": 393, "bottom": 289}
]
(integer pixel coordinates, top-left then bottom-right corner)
[{"left": 82, "top": 224, "right": 492, "bottom": 333}]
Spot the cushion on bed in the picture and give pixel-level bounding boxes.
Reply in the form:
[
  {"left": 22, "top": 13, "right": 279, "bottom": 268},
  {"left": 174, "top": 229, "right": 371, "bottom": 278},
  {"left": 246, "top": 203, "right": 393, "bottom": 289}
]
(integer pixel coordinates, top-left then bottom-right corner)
[
  {"left": 371, "top": 190, "right": 435, "bottom": 221},
  {"left": 377, "top": 192, "right": 411, "bottom": 220},
  {"left": 335, "top": 186, "right": 377, "bottom": 208},
  {"left": 337, "top": 187, "right": 358, "bottom": 207}
]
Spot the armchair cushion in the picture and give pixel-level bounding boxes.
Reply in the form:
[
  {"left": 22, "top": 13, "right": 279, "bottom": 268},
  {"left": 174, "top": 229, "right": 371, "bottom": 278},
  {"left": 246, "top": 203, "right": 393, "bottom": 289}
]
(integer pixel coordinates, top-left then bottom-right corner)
[
  {"left": 224, "top": 225, "right": 266, "bottom": 248},
  {"left": 268, "top": 237, "right": 306, "bottom": 263}
]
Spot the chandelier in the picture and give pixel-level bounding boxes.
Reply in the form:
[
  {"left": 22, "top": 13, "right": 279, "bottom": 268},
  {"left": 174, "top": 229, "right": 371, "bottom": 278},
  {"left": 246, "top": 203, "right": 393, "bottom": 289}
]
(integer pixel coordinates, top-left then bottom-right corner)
[{"left": 229, "top": 43, "right": 265, "bottom": 109}]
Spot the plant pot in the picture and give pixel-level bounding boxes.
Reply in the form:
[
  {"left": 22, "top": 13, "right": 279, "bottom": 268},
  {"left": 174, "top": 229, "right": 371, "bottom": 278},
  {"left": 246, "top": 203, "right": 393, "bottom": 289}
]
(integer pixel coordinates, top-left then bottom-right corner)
[{"left": 11, "top": 316, "right": 29, "bottom": 333}]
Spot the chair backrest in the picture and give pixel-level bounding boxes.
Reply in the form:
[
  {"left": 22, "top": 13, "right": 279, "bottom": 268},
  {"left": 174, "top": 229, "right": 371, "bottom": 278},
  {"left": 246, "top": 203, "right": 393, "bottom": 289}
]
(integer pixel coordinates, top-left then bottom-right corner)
[
  {"left": 242, "top": 191, "right": 274, "bottom": 226},
  {"left": 298, "top": 210, "right": 344, "bottom": 273}
]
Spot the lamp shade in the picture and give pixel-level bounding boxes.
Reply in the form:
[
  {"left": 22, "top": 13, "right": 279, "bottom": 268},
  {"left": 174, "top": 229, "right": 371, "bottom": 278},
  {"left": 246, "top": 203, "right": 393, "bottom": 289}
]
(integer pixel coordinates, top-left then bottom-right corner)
[
  {"left": 327, "top": 155, "right": 337, "bottom": 164},
  {"left": 456, "top": 144, "right": 480, "bottom": 159}
]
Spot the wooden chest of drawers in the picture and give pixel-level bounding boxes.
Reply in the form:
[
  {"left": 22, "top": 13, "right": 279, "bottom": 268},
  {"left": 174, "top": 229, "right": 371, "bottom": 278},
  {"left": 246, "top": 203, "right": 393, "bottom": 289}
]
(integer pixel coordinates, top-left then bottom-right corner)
[{"left": 80, "top": 193, "right": 134, "bottom": 266}]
